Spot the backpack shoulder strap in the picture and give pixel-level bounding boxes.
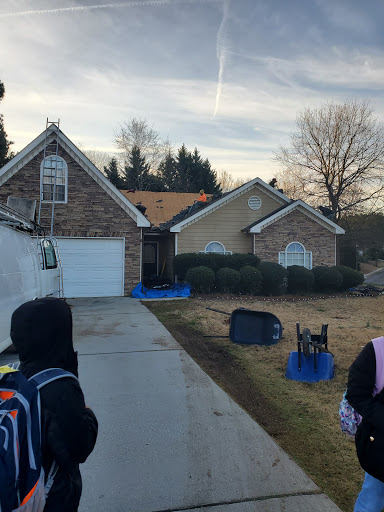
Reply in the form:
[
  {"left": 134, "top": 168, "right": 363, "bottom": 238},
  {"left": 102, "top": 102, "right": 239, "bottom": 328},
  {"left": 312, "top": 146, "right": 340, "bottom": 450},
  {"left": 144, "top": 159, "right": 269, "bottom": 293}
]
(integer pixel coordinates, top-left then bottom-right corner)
[
  {"left": 29, "top": 368, "right": 78, "bottom": 390},
  {"left": 372, "top": 337, "right": 384, "bottom": 395}
]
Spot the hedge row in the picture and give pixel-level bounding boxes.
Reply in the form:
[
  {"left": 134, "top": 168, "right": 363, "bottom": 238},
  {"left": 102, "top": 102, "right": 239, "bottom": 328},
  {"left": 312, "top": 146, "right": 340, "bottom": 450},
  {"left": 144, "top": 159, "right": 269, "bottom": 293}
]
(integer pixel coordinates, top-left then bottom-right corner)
[
  {"left": 184, "top": 263, "right": 364, "bottom": 296},
  {"left": 174, "top": 252, "right": 261, "bottom": 278},
  {"left": 186, "top": 265, "right": 263, "bottom": 295}
]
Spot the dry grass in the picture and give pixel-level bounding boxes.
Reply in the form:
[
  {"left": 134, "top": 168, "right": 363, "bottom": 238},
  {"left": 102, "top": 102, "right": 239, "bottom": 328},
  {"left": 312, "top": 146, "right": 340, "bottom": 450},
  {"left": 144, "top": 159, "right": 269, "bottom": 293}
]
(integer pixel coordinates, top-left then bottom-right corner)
[
  {"left": 146, "top": 294, "right": 384, "bottom": 512},
  {"left": 360, "top": 262, "right": 380, "bottom": 274}
]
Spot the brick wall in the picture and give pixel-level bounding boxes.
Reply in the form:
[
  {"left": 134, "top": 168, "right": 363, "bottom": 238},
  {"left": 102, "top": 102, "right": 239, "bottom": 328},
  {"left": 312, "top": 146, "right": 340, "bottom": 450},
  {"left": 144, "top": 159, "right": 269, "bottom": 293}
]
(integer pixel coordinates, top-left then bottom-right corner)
[
  {"left": 254, "top": 209, "right": 336, "bottom": 266},
  {"left": 0, "top": 144, "right": 142, "bottom": 294}
]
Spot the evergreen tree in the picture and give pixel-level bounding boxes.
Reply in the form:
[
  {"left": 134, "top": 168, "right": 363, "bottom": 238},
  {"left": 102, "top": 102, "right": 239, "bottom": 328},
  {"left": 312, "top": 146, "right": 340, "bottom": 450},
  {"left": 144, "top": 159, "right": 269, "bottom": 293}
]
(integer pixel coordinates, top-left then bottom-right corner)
[
  {"left": 103, "top": 157, "right": 123, "bottom": 189},
  {"left": 0, "top": 80, "right": 14, "bottom": 168},
  {"left": 199, "top": 157, "right": 221, "bottom": 194},
  {"left": 175, "top": 144, "right": 193, "bottom": 192},
  {"left": 174, "top": 144, "right": 221, "bottom": 193},
  {"left": 189, "top": 147, "right": 204, "bottom": 191},
  {"left": 122, "top": 145, "right": 151, "bottom": 190},
  {"left": 158, "top": 150, "right": 178, "bottom": 191}
]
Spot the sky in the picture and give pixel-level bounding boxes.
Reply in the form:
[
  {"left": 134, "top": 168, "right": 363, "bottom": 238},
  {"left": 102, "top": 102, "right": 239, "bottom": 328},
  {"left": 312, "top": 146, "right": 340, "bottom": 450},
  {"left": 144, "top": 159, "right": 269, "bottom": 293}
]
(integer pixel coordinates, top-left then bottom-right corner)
[{"left": 1, "top": 0, "right": 384, "bottom": 181}]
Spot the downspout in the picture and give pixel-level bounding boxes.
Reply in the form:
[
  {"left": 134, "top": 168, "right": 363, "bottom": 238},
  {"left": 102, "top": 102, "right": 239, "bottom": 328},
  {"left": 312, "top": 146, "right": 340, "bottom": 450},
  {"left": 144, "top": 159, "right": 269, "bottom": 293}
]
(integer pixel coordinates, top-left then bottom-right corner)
[
  {"left": 140, "top": 227, "right": 145, "bottom": 294},
  {"left": 175, "top": 233, "right": 178, "bottom": 283},
  {"left": 334, "top": 234, "right": 337, "bottom": 265},
  {"left": 140, "top": 227, "right": 143, "bottom": 283}
]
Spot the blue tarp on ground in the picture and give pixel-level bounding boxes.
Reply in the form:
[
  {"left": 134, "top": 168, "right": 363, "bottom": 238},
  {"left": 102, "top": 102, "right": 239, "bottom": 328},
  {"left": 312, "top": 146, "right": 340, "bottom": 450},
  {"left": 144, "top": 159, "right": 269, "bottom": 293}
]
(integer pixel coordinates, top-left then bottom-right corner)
[{"left": 131, "top": 282, "right": 191, "bottom": 299}]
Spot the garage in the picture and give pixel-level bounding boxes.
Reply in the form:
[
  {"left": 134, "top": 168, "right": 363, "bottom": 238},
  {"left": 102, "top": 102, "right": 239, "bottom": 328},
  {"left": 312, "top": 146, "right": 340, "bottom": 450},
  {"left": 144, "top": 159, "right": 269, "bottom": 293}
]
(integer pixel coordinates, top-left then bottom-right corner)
[{"left": 57, "top": 238, "right": 125, "bottom": 298}]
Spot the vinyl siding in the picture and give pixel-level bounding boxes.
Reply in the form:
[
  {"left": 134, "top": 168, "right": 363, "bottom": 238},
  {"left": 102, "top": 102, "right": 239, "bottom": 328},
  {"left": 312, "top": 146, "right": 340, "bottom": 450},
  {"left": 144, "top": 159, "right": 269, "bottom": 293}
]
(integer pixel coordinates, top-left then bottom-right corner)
[{"left": 177, "top": 186, "right": 284, "bottom": 254}]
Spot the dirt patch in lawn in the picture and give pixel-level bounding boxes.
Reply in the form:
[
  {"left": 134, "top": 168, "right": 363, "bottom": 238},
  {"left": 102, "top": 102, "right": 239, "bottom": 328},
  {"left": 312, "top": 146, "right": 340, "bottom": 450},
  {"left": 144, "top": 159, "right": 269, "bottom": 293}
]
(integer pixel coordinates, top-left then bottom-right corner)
[{"left": 145, "top": 294, "right": 384, "bottom": 512}]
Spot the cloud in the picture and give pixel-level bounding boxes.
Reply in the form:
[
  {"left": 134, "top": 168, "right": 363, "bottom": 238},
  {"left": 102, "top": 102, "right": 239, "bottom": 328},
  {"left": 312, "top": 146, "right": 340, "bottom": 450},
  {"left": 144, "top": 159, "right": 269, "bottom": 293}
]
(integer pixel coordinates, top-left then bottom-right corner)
[
  {"left": 0, "top": 0, "right": 221, "bottom": 19},
  {"left": 212, "top": 0, "right": 230, "bottom": 118}
]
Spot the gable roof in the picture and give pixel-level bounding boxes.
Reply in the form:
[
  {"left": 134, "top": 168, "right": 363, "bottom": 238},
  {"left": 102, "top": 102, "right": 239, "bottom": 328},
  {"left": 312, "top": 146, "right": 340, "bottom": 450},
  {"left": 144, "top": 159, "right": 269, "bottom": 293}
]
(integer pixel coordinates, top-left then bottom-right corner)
[
  {"left": 0, "top": 125, "right": 150, "bottom": 228},
  {"left": 120, "top": 190, "right": 211, "bottom": 227},
  {"left": 169, "top": 177, "right": 291, "bottom": 232},
  {"left": 242, "top": 199, "right": 345, "bottom": 234}
]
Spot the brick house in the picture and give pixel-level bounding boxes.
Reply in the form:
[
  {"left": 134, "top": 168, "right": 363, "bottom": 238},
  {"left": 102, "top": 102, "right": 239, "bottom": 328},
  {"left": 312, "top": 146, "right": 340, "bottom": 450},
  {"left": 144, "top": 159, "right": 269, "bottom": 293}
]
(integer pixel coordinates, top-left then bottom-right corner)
[
  {"left": 0, "top": 125, "right": 150, "bottom": 297},
  {"left": 124, "top": 179, "right": 345, "bottom": 282}
]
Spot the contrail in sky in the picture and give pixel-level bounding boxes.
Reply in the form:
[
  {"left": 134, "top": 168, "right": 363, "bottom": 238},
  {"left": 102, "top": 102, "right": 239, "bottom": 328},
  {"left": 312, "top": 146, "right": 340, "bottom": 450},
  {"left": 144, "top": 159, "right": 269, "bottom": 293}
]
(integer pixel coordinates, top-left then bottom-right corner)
[
  {"left": 0, "top": 0, "right": 220, "bottom": 19},
  {"left": 212, "top": 0, "right": 230, "bottom": 118}
]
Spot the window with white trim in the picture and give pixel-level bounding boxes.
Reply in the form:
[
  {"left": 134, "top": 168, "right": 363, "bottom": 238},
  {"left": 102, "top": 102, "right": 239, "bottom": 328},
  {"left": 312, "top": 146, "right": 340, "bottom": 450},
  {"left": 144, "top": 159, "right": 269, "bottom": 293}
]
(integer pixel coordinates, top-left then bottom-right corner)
[
  {"left": 40, "top": 156, "right": 68, "bottom": 202},
  {"left": 202, "top": 241, "right": 232, "bottom": 255},
  {"left": 279, "top": 242, "right": 312, "bottom": 269},
  {"left": 248, "top": 196, "right": 262, "bottom": 210}
]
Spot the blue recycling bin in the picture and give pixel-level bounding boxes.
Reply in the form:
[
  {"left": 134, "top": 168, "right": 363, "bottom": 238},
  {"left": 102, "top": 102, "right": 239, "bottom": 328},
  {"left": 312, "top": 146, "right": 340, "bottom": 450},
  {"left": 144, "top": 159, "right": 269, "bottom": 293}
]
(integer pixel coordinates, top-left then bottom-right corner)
[{"left": 285, "top": 351, "right": 334, "bottom": 382}]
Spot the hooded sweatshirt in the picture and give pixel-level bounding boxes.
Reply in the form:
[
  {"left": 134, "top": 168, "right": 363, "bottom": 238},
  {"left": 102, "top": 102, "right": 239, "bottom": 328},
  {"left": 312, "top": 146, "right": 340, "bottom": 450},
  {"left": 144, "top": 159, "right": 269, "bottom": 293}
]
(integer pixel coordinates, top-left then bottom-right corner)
[{"left": 11, "top": 298, "right": 98, "bottom": 512}]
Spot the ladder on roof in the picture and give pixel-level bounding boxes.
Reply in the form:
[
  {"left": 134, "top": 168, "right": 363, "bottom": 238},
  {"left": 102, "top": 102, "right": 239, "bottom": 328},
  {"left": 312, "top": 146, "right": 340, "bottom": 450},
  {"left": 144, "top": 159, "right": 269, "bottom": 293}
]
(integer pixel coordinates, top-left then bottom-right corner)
[{"left": 37, "top": 118, "right": 60, "bottom": 236}]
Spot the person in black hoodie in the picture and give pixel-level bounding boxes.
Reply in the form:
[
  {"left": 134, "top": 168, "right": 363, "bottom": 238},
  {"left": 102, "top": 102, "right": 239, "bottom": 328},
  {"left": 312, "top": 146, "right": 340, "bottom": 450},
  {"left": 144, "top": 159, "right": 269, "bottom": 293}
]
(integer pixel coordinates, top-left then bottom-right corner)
[
  {"left": 346, "top": 339, "right": 384, "bottom": 512},
  {"left": 10, "top": 297, "right": 98, "bottom": 512}
]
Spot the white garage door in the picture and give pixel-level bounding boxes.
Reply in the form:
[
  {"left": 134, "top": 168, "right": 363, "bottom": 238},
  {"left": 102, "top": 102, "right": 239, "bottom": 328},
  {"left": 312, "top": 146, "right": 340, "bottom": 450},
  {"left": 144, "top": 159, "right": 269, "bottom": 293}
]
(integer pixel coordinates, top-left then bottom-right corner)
[{"left": 57, "top": 238, "right": 125, "bottom": 298}]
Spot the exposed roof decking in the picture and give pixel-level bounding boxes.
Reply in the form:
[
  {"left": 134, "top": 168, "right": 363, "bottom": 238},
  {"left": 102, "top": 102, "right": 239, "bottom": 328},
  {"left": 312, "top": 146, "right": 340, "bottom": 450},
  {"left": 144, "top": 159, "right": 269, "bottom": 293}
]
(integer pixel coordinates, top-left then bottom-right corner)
[{"left": 120, "top": 191, "right": 211, "bottom": 227}]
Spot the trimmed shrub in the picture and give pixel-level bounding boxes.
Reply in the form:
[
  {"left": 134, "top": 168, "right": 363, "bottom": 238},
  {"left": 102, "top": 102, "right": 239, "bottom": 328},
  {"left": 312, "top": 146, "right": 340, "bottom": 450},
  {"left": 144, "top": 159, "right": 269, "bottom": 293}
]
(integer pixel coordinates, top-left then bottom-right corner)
[
  {"left": 174, "top": 252, "right": 260, "bottom": 279},
  {"left": 225, "top": 253, "right": 260, "bottom": 270},
  {"left": 311, "top": 266, "right": 343, "bottom": 293},
  {"left": 185, "top": 266, "right": 215, "bottom": 293},
  {"left": 332, "top": 265, "right": 364, "bottom": 290},
  {"left": 259, "top": 262, "right": 288, "bottom": 296},
  {"left": 287, "top": 265, "right": 314, "bottom": 294},
  {"left": 216, "top": 267, "right": 241, "bottom": 293},
  {"left": 239, "top": 266, "right": 263, "bottom": 294}
]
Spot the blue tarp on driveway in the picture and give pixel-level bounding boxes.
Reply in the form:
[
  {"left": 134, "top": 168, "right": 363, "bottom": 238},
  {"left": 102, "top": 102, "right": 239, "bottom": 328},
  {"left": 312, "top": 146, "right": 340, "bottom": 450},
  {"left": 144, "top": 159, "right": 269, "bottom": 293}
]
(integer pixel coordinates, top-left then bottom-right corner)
[{"left": 131, "top": 282, "right": 191, "bottom": 299}]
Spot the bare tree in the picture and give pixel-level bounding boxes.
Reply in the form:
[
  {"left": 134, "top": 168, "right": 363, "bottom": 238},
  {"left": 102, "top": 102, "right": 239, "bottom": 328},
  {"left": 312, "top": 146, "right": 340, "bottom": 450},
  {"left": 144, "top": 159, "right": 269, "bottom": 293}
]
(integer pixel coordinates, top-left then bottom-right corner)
[
  {"left": 274, "top": 169, "right": 308, "bottom": 201},
  {"left": 82, "top": 148, "right": 116, "bottom": 171},
  {"left": 216, "top": 169, "right": 251, "bottom": 192},
  {"left": 114, "top": 117, "right": 169, "bottom": 171},
  {"left": 274, "top": 100, "right": 384, "bottom": 220}
]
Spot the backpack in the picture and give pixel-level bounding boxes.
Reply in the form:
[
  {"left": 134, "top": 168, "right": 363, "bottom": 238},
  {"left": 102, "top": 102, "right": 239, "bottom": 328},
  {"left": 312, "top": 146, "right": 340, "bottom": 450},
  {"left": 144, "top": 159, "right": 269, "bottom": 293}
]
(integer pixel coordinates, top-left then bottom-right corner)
[
  {"left": 339, "top": 336, "right": 384, "bottom": 438},
  {"left": 0, "top": 365, "right": 78, "bottom": 512},
  {"left": 339, "top": 390, "right": 362, "bottom": 437}
]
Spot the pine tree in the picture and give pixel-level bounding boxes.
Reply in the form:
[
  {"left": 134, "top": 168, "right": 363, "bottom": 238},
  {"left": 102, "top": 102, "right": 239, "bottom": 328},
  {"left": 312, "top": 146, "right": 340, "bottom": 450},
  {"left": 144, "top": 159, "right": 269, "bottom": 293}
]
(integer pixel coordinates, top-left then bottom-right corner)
[
  {"left": 122, "top": 145, "right": 151, "bottom": 190},
  {"left": 103, "top": 157, "right": 123, "bottom": 189},
  {"left": 158, "top": 150, "right": 178, "bottom": 191},
  {"left": 174, "top": 144, "right": 221, "bottom": 193},
  {"left": 199, "top": 158, "right": 221, "bottom": 194},
  {"left": 0, "top": 81, "right": 14, "bottom": 168},
  {"left": 175, "top": 144, "right": 193, "bottom": 192}
]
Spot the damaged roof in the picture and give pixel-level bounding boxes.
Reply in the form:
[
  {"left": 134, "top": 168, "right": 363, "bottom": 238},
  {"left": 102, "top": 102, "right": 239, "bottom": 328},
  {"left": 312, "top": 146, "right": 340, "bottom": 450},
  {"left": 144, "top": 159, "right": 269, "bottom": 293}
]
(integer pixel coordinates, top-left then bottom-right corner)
[{"left": 120, "top": 190, "right": 212, "bottom": 227}]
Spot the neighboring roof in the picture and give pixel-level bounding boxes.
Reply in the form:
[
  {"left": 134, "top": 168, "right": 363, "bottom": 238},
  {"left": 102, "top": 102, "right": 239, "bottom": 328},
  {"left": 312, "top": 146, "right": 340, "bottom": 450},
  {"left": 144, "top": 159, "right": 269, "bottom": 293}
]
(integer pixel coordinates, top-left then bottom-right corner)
[
  {"left": 120, "top": 191, "right": 211, "bottom": 227},
  {"left": 168, "top": 178, "right": 291, "bottom": 232},
  {"left": 0, "top": 125, "right": 150, "bottom": 228},
  {"left": 242, "top": 199, "right": 345, "bottom": 235}
]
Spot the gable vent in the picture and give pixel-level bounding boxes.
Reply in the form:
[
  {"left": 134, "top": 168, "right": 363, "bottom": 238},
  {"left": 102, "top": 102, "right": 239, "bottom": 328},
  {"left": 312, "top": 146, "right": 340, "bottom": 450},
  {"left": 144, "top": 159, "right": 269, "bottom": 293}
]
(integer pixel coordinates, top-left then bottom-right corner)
[{"left": 248, "top": 196, "right": 262, "bottom": 210}]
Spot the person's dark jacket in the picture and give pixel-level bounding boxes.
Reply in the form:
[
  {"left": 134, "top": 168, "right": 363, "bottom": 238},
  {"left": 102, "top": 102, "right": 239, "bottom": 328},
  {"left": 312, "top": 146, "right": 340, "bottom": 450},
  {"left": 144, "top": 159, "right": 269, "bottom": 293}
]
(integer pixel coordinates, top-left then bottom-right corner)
[
  {"left": 10, "top": 298, "right": 98, "bottom": 512},
  {"left": 347, "top": 341, "right": 384, "bottom": 482}
]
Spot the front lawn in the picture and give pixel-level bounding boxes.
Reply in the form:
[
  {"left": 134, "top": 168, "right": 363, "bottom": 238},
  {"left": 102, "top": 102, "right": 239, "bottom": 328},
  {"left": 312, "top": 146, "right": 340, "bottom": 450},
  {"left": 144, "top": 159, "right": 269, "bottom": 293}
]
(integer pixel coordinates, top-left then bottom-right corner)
[{"left": 145, "top": 294, "right": 384, "bottom": 512}]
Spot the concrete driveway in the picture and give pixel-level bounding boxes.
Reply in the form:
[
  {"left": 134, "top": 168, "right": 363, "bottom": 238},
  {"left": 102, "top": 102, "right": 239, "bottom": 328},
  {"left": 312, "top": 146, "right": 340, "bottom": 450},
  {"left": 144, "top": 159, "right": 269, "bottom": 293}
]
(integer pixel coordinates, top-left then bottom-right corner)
[
  {"left": 0, "top": 297, "right": 342, "bottom": 512},
  {"left": 364, "top": 268, "right": 384, "bottom": 286}
]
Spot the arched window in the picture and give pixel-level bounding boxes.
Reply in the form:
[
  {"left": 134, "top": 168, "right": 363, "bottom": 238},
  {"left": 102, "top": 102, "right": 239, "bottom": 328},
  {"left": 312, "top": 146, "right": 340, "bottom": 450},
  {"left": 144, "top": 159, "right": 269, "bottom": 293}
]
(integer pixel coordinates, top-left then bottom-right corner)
[
  {"left": 279, "top": 242, "right": 312, "bottom": 269},
  {"left": 143, "top": 244, "right": 156, "bottom": 264},
  {"left": 204, "top": 241, "right": 227, "bottom": 254},
  {"left": 40, "top": 156, "right": 68, "bottom": 203}
]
